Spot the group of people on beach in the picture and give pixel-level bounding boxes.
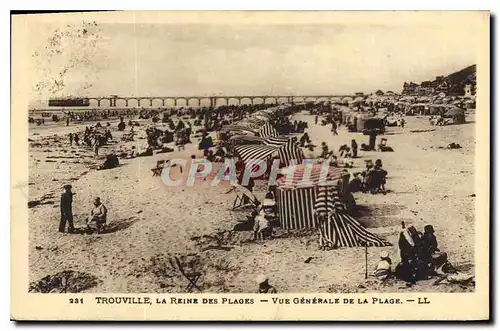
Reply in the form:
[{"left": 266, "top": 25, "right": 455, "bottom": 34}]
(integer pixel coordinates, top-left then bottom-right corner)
[
  {"left": 48, "top": 96, "right": 468, "bottom": 292},
  {"left": 68, "top": 124, "right": 113, "bottom": 157},
  {"left": 59, "top": 184, "right": 108, "bottom": 235},
  {"left": 372, "top": 222, "right": 470, "bottom": 287}
]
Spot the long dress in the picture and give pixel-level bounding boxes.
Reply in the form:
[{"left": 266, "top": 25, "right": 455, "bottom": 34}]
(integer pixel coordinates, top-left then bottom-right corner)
[{"left": 87, "top": 203, "right": 107, "bottom": 231}]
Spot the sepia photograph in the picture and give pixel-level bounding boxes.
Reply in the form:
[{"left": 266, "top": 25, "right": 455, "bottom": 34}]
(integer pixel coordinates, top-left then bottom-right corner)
[{"left": 10, "top": 10, "right": 490, "bottom": 321}]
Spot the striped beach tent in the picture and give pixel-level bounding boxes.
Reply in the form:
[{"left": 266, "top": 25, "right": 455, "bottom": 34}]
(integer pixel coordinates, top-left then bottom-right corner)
[
  {"left": 314, "top": 185, "right": 391, "bottom": 249},
  {"left": 233, "top": 144, "right": 280, "bottom": 165},
  {"left": 277, "top": 186, "right": 317, "bottom": 230},
  {"left": 278, "top": 141, "right": 305, "bottom": 166},
  {"left": 259, "top": 123, "right": 278, "bottom": 138},
  {"left": 233, "top": 142, "right": 304, "bottom": 172},
  {"left": 263, "top": 136, "right": 294, "bottom": 147},
  {"left": 277, "top": 163, "right": 344, "bottom": 188},
  {"left": 276, "top": 164, "right": 344, "bottom": 230},
  {"left": 228, "top": 135, "right": 265, "bottom": 150}
]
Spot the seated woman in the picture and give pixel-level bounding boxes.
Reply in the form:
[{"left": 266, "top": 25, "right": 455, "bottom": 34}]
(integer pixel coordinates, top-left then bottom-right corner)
[
  {"left": 366, "top": 160, "right": 387, "bottom": 194},
  {"left": 137, "top": 146, "right": 154, "bottom": 157},
  {"left": 124, "top": 146, "right": 136, "bottom": 159},
  {"left": 421, "top": 224, "right": 439, "bottom": 263},
  {"left": 348, "top": 173, "right": 363, "bottom": 193},
  {"left": 325, "top": 152, "right": 338, "bottom": 167},
  {"left": 87, "top": 197, "right": 108, "bottom": 234},
  {"left": 340, "top": 148, "right": 353, "bottom": 168}
]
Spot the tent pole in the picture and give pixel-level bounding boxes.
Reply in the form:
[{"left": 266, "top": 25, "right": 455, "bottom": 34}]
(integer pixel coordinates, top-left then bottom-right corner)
[{"left": 365, "top": 243, "right": 368, "bottom": 279}]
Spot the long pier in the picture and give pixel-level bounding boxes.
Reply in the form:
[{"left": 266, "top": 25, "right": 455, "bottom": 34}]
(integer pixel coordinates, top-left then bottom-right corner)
[{"left": 77, "top": 94, "right": 359, "bottom": 108}]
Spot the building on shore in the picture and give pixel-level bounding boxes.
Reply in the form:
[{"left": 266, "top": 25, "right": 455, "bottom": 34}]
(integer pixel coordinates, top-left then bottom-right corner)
[{"left": 401, "top": 65, "right": 476, "bottom": 97}]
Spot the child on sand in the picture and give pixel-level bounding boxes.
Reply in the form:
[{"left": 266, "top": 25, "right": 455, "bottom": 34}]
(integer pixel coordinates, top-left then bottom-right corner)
[
  {"left": 374, "top": 251, "right": 392, "bottom": 281},
  {"left": 256, "top": 275, "right": 277, "bottom": 293}
]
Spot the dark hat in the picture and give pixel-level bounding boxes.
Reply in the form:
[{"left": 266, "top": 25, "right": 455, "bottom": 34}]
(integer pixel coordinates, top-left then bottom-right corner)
[
  {"left": 424, "top": 225, "right": 434, "bottom": 233},
  {"left": 63, "top": 184, "right": 72, "bottom": 189}
]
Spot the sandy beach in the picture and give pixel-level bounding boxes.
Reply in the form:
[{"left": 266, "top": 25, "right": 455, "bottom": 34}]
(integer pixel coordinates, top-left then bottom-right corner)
[{"left": 26, "top": 109, "right": 476, "bottom": 294}]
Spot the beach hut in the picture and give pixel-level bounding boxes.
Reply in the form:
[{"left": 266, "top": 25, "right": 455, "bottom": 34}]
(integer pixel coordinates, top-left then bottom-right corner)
[
  {"left": 362, "top": 117, "right": 385, "bottom": 135},
  {"left": 355, "top": 113, "right": 373, "bottom": 132}
]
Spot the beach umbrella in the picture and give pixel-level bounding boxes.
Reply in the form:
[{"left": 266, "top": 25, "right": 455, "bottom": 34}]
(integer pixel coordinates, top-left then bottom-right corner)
[{"left": 231, "top": 183, "right": 259, "bottom": 204}]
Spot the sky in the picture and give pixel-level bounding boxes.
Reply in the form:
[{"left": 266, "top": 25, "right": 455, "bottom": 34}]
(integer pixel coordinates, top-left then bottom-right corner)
[{"left": 26, "top": 13, "right": 482, "bottom": 100}]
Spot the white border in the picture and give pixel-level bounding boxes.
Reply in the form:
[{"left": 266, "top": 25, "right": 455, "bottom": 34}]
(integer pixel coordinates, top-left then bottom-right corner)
[{"left": 3, "top": 1, "right": 498, "bottom": 330}]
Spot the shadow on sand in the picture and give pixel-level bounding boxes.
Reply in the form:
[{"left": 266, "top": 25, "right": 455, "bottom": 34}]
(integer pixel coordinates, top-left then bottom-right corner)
[
  {"left": 70, "top": 216, "right": 139, "bottom": 235},
  {"left": 353, "top": 204, "right": 411, "bottom": 228},
  {"left": 103, "top": 216, "right": 138, "bottom": 233}
]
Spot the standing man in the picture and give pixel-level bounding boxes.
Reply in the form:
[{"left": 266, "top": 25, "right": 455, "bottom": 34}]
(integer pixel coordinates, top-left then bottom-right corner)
[
  {"left": 368, "top": 131, "right": 377, "bottom": 151},
  {"left": 68, "top": 133, "right": 73, "bottom": 146},
  {"left": 93, "top": 138, "right": 99, "bottom": 157},
  {"left": 59, "top": 184, "right": 74, "bottom": 233},
  {"left": 331, "top": 121, "right": 338, "bottom": 135}
]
